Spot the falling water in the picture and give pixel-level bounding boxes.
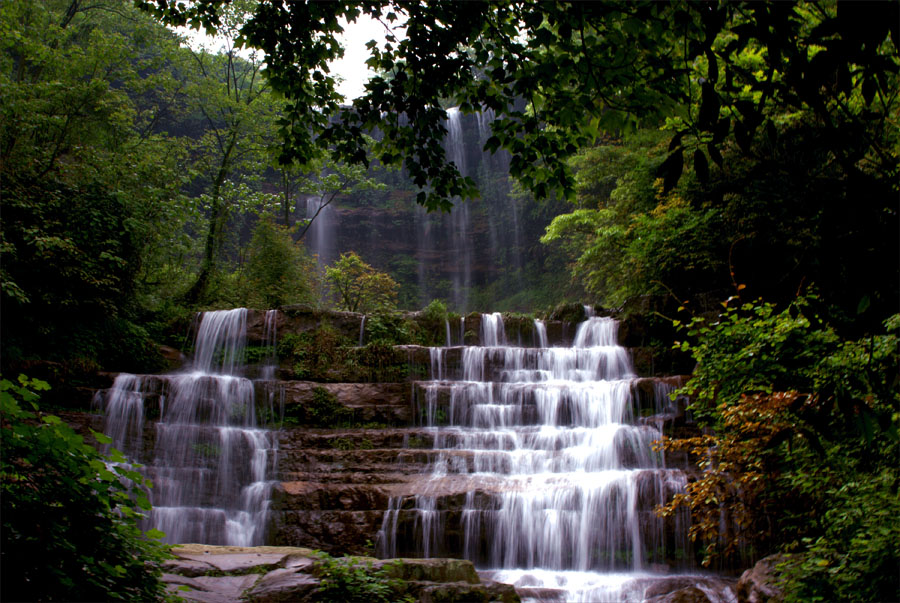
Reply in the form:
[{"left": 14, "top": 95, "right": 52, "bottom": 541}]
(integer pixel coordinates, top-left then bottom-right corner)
[
  {"left": 260, "top": 309, "right": 278, "bottom": 381},
  {"left": 359, "top": 315, "right": 367, "bottom": 347},
  {"left": 534, "top": 318, "right": 549, "bottom": 348},
  {"left": 378, "top": 310, "right": 707, "bottom": 601},
  {"left": 95, "top": 309, "right": 279, "bottom": 545},
  {"left": 305, "top": 196, "right": 338, "bottom": 267},
  {"left": 446, "top": 107, "right": 472, "bottom": 313}
]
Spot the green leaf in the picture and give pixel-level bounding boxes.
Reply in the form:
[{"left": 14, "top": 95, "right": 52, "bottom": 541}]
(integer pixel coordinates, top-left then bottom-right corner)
[{"left": 92, "top": 431, "right": 113, "bottom": 444}]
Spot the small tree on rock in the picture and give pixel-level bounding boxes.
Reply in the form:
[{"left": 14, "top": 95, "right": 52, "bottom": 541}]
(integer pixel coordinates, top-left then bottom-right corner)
[{"left": 325, "top": 252, "right": 398, "bottom": 314}]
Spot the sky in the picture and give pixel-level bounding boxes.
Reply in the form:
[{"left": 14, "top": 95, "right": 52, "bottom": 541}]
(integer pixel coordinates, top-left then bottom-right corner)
[
  {"left": 179, "top": 14, "right": 394, "bottom": 101},
  {"left": 331, "top": 15, "right": 395, "bottom": 100}
]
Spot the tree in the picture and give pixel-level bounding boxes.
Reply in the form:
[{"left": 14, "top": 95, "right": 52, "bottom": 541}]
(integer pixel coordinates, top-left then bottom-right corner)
[
  {"left": 242, "top": 216, "right": 317, "bottom": 308},
  {"left": 325, "top": 251, "right": 398, "bottom": 313},
  {"left": 137, "top": 1, "right": 897, "bottom": 208},
  {"left": 275, "top": 149, "right": 387, "bottom": 231},
  {"left": 0, "top": 0, "right": 194, "bottom": 370},
  {"left": 180, "top": 5, "right": 282, "bottom": 304}
]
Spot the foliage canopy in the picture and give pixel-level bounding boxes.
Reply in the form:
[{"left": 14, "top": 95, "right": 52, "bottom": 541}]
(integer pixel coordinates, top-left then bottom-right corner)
[
  {"left": 326, "top": 251, "right": 399, "bottom": 314},
  {"left": 138, "top": 0, "right": 897, "bottom": 210}
]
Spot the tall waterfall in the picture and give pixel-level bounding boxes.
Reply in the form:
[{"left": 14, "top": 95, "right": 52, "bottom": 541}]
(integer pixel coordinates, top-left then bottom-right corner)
[
  {"left": 305, "top": 196, "right": 338, "bottom": 267},
  {"left": 378, "top": 311, "right": 700, "bottom": 601},
  {"left": 446, "top": 107, "right": 472, "bottom": 312},
  {"left": 94, "top": 309, "right": 279, "bottom": 545}
]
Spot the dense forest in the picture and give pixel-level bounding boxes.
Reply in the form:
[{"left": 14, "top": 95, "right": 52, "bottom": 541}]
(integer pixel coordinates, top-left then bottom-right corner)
[{"left": 1, "top": 1, "right": 898, "bottom": 601}]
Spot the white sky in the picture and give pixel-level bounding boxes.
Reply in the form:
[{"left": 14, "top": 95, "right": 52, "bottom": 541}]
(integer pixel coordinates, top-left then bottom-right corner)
[
  {"left": 178, "top": 14, "right": 394, "bottom": 101},
  {"left": 332, "top": 15, "right": 396, "bottom": 100}
]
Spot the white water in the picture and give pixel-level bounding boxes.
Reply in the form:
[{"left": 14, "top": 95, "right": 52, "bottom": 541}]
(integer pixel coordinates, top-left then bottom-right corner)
[
  {"left": 378, "top": 311, "right": 704, "bottom": 601},
  {"left": 446, "top": 107, "right": 472, "bottom": 313},
  {"left": 305, "top": 196, "right": 338, "bottom": 267},
  {"left": 95, "top": 308, "right": 279, "bottom": 545}
]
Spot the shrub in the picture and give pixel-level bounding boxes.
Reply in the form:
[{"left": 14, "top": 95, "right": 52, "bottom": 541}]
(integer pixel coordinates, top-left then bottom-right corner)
[
  {"left": 242, "top": 217, "right": 317, "bottom": 308},
  {"left": 421, "top": 299, "right": 448, "bottom": 322},
  {"left": 309, "top": 386, "right": 353, "bottom": 427},
  {"left": 0, "top": 376, "right": 171, "bottom": 601},
  {"left": 312, "top": 552, "right": 411, "bottom": 603},
  {"left": 659, "top": 299, "right": 900, "bottom": 598}
]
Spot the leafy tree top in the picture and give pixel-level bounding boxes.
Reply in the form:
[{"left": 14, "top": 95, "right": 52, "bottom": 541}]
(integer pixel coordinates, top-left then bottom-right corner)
[{"left": 138, "top": 0, "right": 898, "bottom": 209}]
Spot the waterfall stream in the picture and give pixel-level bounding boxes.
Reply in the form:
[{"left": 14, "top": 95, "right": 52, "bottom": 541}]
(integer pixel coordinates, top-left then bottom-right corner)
[
  {"left": 94, "top": 308, "right": 279, "bottom": 545},
  {"left": 378, "top": 310, "right": 719, "bottom": 602}
]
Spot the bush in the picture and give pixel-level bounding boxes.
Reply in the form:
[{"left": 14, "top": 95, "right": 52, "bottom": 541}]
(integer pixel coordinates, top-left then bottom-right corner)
[
  {"left": 421, "top": 299, "right": 448, "bottom": 322},
  {"left": 659, "top": 299, "right": 900, "bottom": 596},
  {"left": 0, "top": 376, "right": 171, "bottom": 601},
  {"left": 325, "top": 251, "right": 398, "bottom": 313},
  {"left": 308, "top": 386, "right": 353, "bottom": 427},
  {"left": 243, "top": 216, "right": 317, "bottom": 308},
  {"left": 312, "top": 552, "right": 411, "bottom": 603}
]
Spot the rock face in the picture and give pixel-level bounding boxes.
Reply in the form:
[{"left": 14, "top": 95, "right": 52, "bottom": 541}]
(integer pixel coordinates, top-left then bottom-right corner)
[
  {"left": 161, "top": 545, "right": 519, "bottom": 603},
  {"left": 737, "top": 554, "right": 788, "bottom": 603}
]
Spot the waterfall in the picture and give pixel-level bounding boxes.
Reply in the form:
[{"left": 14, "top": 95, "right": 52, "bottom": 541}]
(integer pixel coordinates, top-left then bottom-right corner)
[
  {"left": 446, "top": 107, "right": 472, "bottom": 313},
  {"left": 95, "top": 309, "right": 279, "bottom": 546},
  {"left": 377, "top": 311, "right": 699, "bottom": 601},
  {"left": 359, "top": 315, "right": 366, "bottom": 347},
  {"left": 305, "top": 196, "right": 338, "bottom": 267},
  {"left": 534, "top": 318, "right": 549, "bottom": 348},
  {"left": 480, "top": 312, "right": 506, "bottom": 346},
  {"left": 260, "top": 309, "right": 278, "bottom": 381}
]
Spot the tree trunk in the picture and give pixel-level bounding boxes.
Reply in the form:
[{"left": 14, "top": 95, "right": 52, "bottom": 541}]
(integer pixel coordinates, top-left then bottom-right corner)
[{"left": 183, "top": 134, "right": 237, "bottom": 304}]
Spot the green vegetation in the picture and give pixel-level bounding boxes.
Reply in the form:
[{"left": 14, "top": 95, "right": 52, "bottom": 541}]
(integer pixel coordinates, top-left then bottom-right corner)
[
  {"left": 659, "top": 301, "right": 899, "bottom": 599},
  {"left": 326, "top": 252, "right": 400, "bottom": 314},
  {"left": 2, "top": 0, "right": 898, "bottom": 599},
  {"left": 0, "top": 376, "right": 171, "bottom": 601},
  {"left": 308, "top": 386, "right": 353, "bottom": 428},
  {"left": 312, "top": 552, "right": 412, "bottom": 603},
  {"left": 241, "top": 217, "right": 318, "bottom": 309}
]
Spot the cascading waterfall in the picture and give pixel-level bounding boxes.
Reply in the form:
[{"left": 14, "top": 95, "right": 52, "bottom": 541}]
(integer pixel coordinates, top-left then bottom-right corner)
[
  {"left": 94, "top": 308, "right": 279, "bottom": 546},
  {"left": 378, "top": 310, "right": 707, "bottom": 602}
]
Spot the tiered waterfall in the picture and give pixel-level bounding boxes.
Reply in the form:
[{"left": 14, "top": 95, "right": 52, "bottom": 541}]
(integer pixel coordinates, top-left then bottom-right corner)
[
  {"left": 94, "top": 308, "right": 280, "bottom": 545},
  {"left": 378, "top": 309, "right": 705, "bottom": 601}
]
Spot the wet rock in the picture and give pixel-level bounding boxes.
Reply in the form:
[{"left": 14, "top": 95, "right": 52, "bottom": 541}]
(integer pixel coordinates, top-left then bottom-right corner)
[
  {"left": 415, "top": 580, "right": 520, "bottom": 603},
  {"left": 248, "top": 308, "right": 364, "bottom": 344},
  {"left": 162, "top": 558, "right": 218, "bottom": 578},
  {"left": 243, "top": 569, "right": 318, "bottom": 603},
  {"left": 646, "top": 585, "right": 713, "bottom": 603},
  {"left": 161, "top": 546, "right": 514, "bottom": 603},
  {"left": 159, "top": 345, "right": 186, "bottom": 371},
  {"left": 642, "top": 576, "right": 738, "bottom": 603},
  {"left": 375, "top": 557, "right": 481, "bottom": 584},
  {"left": 176, "top": 553, "right": 286, "bottom": 574},
  {"left": 737, "top": 554, "right": 789, "bottom": 603},
  {"left": 279, "top": 381, "right": 412, "bottom": 425},
  {"left": 269, "top": 509, "right": 386, "bottom": 555}
]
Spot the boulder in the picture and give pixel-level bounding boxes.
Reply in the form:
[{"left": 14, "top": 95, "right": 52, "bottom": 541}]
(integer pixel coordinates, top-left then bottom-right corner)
[
  {"left": 375, "top": 557, "right": 481, "bottom": 584},
  {"left": 737, "top": 554, "right": 789, "bottom": 603},
  {"left": 243, "top": 569, "right": 318, "bottom": 603},
  {"left": 161, "top": 546, "right": 518, "bottom": 603}
]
